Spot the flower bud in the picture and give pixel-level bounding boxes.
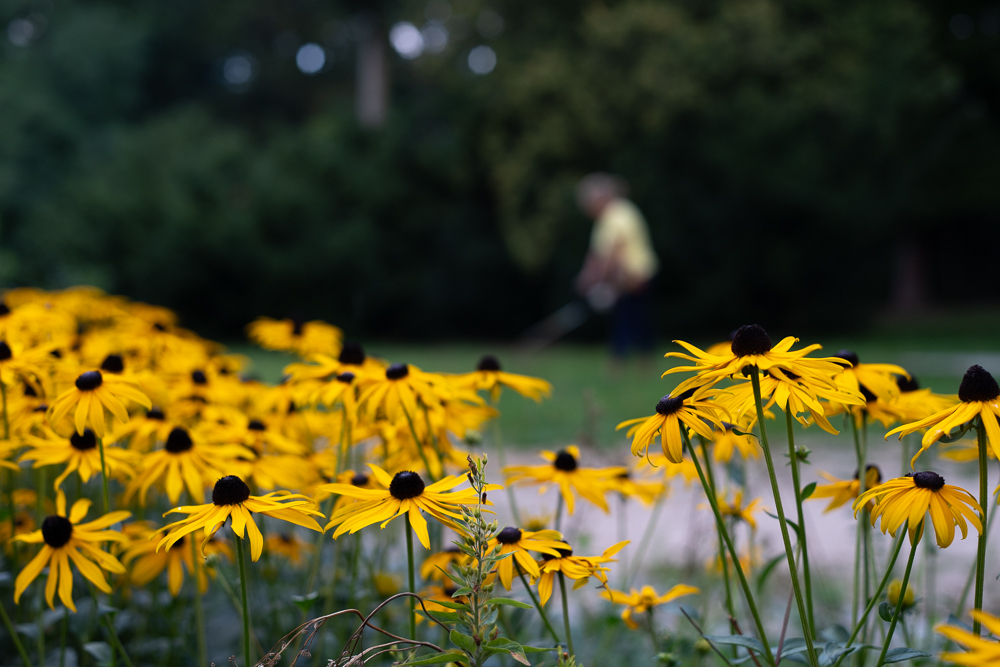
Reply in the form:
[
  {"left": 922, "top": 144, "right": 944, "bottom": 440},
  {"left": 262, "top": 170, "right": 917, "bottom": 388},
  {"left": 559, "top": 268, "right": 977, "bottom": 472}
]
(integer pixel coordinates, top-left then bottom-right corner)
[{"left": 888, "top": 579, "right": 915, "bottom": 608}]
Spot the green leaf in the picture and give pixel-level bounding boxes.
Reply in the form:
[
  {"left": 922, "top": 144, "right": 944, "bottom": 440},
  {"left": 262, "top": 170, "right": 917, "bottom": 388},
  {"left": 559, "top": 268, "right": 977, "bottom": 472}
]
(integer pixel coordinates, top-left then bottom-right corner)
[
  {"left": 763, "top": 510, "right": 800, "bottom": 538},
  {"left": 450, "top": 629, "right": 478, "bottom": 655},
  {"left": 731, "top": 428, "right": 758, "bottom": 442},
  {"left": 426, "top": 598, "right": 470, "bottom": 612},
  {"left": 419, "top": 610, "right": 461, "bottom": 624},
  {"left": 489, "top": 597, "right": 532, "bottom": 609},
  {"left": 485, "top": 638, "right": 530, "bottom": 665},
  {"left": 521, "top": 646, "right": 558, "bottom": 653},
  {"left": 452, "top": 587, "right": 474, "bottom": 597},
  {"left": 878, "top": 602, "right": 895, "bottom": 623},
  {"left": 704, "top": 635, "right": 766, "bottom": 654},
  {"left": 801, "top": 482, "right": 817, "bottom": 501},
  {"left": 883, "top": 647, "right": 931, "bottom": 664},
  {"left": 291, "top": 591, "right": 319, "bottom": 613},
  {"left": 938, "top": 424, "right": 973, "bottom": 443},
  {"left": 397, "top": 651, "right": 467, "bottom": 665},
  {"left": 756, "top": 554, "right": 785, "bottom": 594}
]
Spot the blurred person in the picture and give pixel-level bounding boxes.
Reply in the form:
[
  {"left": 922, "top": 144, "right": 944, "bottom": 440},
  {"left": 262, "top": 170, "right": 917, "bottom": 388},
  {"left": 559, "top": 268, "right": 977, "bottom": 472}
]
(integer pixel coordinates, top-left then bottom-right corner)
[{"left": 575, "top": 173, "right": 659, "bottom": 362}]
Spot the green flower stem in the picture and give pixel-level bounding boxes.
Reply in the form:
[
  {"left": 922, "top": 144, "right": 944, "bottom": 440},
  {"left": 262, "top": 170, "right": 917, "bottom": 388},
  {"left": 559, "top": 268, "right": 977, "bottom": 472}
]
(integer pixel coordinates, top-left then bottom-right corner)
[
  {"left": 1, "top": 380, "right": 9, "bottom": 439},
  {"left": 626, "top": 494, "right": 665, "bottom": 589},
  {"left": 516, "top": 566, "right": 560, "bottom": 644},
  {"left": 0, "top": 595, "right": 32, "bottom": 667},
  {"left": 699, "top": 444, "right": 736, "bottom": 622},
  {"left": 491, "top": 397, "right": 522, "bottom": 525},
  {"left": 59, "top": 606, "right": 67, "bottom": 667},
  {"left": 784, "top": 409, "right": 814, "bottom": 636},
  {"left": 190, "top": 537, "right": 208, "bottom": 667},
  {"left": 685, "top": 433, "right": 775, "bottom": 667},
  {"left": 555, "top": 493, "right": 564, "bottom": 534},
  {"left": 830, "top": 524, "right": 907, "bottom": 667},
  {"left": 401, "top": 405, "right": 438, "bottom": 483},
  {"left": 874, "top": 528, "right": 920, "bottom": 667},
  {"left": 973, "top": 419, "right": 989, "bottom": 637},
  {"left": 749, "top": 369, "right": 817, "bottom": 667},
  {"left": 234, "top": 537, "right": 252, "bottom": 667},
  {"left": 86, "top": 581, "right": 133, "bottom": 667},
  {"left": 96, "top": 436, "right": 110, "bottom": 513},
  {"left": 405, "top": 514, "right": 417, "bottom": 641},
  {"left": 558, "top": 573, "right": 575, "bottom": 657}
]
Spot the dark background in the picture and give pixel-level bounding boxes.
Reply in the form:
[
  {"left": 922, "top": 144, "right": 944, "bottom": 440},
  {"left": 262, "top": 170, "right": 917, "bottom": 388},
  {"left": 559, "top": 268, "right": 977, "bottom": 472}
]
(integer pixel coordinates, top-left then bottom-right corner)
[{"left": 0, "top": 0, "right": 998, "bottom": 341}]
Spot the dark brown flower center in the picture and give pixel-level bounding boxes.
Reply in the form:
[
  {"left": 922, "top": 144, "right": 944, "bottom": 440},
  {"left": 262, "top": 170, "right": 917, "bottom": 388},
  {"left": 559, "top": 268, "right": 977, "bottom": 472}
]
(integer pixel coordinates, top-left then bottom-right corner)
[
  {"left": 911, "top": 471, "right": 945, "bottom": 491},
  {"left": 191, "top": 370, "right": 208, "bottom": 385},
  {"left": 338, "top": 342, "right": 366, "bottom": 365},
  {"left": 834, "top": 350, "right": 860, "bottom": 367},
  {"left": 147, "top": 407, "right": 165, "bottom": 420},
  {"left": 730, "top": 325, "right": 772, "bottom": 357},
  {"left": 386, "top": 363, "right": 409, "bottom": 380},
  {"left": 165, "top": 427, "right": 193, "bottom": 453},
  {"left": 42, "top": 515, "right": 73, "bottom": 548},
  {"left": 477, "top": 355, "right": 501, "bottom": 372},
  {"left": 896, "top": 375, "right": 919, "bottom": 393},
  {"left": 543, "top": 546, "right": 573, "bottom": 561},
  {"left": 553, "top": 449, "right": 577, "bottom": 471},
  {"left": 389, "top": 470, "right": 425, "bottom": 499},
  {"left": 496, "top": 527, "right": 522, "bottom": 544},
  {"left": 959, "top": 365, "right": 1000, "bottom": 403},
  {"left": 337, "top": 372, "right": 355, "bottom": 384},
  {"left": 69, "top": 429, "right": 97, "bottom": 451},
  {"left": 351, "top": 473, "right": 369, "bottom": 486},
  {"left": 75, "top": 371, "right": 103, "bottom": 391},
  {"left": 247, "top": 419, "right": 266, "bottom": 431},
  {"left": 100, "top": 354, "right": 124, "bottom": 373},
  {"left": 853, "top": 464, "right": 882, "bottom": 485},
  {"left": 212, "top": 475, "right": 251, "bottom": 505},
  {"left": 0, "top": 341, "right": 11, "bottom": 362}
]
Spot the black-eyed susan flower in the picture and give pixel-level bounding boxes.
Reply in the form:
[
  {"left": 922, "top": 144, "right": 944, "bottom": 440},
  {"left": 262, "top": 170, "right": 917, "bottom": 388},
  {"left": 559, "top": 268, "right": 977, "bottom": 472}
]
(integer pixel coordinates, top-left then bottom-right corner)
[
  {"left": 264, "top": 532, "right": 313, "bottom": 566},
  {"left": 124, "top": 426, "right": 251, "bottom": 505},
  {"left": 13, "top": 491, "right": 130, "bottom": 612},
  {"left": 0, "top": 337, "right": 53, "bottom": 389},
  {"left": 617, "top": 387, "right": 727, "bottom": 464},
  {"left": 421, "top": 546, "right": 470, "bottom": 582},
  {"left": 938, "top": 610, "right": 1000, "bottom": 665},
  {"left": 451, "top": 355, "right": 553, "bottom": 403},
  {"left": 831, "top": 350, "right": 909, "bottom": 403},
  {"left": 884, "top": 375, "right": 957, "bottom": 425},
  {"left": 854, "top": 471, "right": 982, "bottom": 548},
  {"left": 887, "top": 365, "right": 1000, "bottom": 468},
  {"left": 247, "top": 316, "right": 342, "bottom": 356},
  {"left": 637, "top": 452, "right": 699, "bottom": 486},
  {"left": 810, "top": 466, "right": 882, "bottom": 513},
  {"left": 48, "top": 369, "right": 151, "bottom": 437},
  {"left": 609, "top": 471, "right": 664, "bottom": 506},
  {"left": 106, "top": 406, "right": 176, "bottom": 452},
  {"left": 708, "top": 424, "right": 759, "bottom": 462},
  {"left": 156, "top": 475, "right": 323, "bottom": 561},
  {"left": 487, "top": 527, "right": 569, "bottom": 590},
  {"left": 121, "top": 523, "right": 219, "bottom": 595},
  {"left": 415, "top": 584, "right": 467, "bottom": 624},
  {"left": 0, "top": 489, "right": 39, "bottom": 549},
  {"left": 503, "top": 446, "right": 625, "bottom": 514},
  {"left": 535, "top": 540, "right": 629, "bottom": 605},
  {"left": 601, "top": 584, "right": 700, "bottom": 629},
  {"left": 664, "top": 324, "right": 852, "bottom": 396},
  {"left": 713, "top": 490, "right": 764, "bottom": 529},
  {"left": 320, "top": 465, "right": 498, "bottom": 550},
  {"left": 20, "top": 427, "right": 139, "bottom": 490},
  {"left": 357, "top": 363, "right": 449, "bottom": 424}
]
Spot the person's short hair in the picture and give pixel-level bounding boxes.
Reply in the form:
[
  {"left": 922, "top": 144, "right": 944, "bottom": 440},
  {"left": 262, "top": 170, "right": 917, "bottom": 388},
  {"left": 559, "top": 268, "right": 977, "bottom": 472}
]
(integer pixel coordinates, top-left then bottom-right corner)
[{"left": 575, "top": 173, "right": 629, "bottom": 212}]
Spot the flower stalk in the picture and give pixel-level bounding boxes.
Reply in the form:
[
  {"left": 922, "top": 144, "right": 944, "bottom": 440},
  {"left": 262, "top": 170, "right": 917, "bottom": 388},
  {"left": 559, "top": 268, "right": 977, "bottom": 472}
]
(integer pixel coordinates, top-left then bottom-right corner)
[{"left": 874, "top": 526, "right": 921, "bottom": 667}]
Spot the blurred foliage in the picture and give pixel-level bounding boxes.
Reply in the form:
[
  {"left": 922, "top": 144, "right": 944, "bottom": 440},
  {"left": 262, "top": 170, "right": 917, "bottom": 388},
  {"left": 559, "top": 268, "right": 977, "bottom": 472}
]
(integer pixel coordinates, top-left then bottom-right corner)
[{"left": 0, "top": 0, "right": 998, "bottom": 339}]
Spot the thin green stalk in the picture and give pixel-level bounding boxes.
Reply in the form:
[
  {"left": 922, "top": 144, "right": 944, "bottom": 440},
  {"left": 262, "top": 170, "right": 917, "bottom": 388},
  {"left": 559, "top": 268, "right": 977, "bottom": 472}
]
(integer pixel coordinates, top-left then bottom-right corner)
[
  {"left": 86, "top": 582, "right": 133, "bottom": 667},
  {"left": 785, "top": 409, "right": 814, "bottom": 635},
  {"left": 558, "top": 573, "right": 574, "bottom": 657},
  {"left": 405, "top": 514, "right": 416, "bottom": 641},
  {"left": 617, "top": 494, "right": 629, "bottom": 588},
  {"left": 875, "top": 529, "right": 920, "bottom": 667},
  {"left": 235, "top": 537, "right": 252, "bottom": 667},
  {"left": 646, "top": 607, "right": 659, "bottom": 653},
  {"left": 517, "top": 567, "right": 560, "bottom": 644},
  {"left": 401, "top": 405, "right": 438, "bottom": 483},
  {"left": 699, "top": 444, "right": 735, "bottom": 622},
  {"left": 850, "top": 416, "right": 865, "bottom": 632},
  {"left": 0, "top": 595, "right": 33, "bottom": 667},
  {"left": 831, "top": 525, "right": 907, "bottom": 667},
  {"left": 1, "top": 380, "right": 9, "bottom": 439},
  {"left": 59, "top": 606, "right": 67, "bottom": 667},
  {"left": 35, "top": 468, "right": 46, "bottom": 665},
  {"left": 96, "top": 436, "right": 110, "bottom": 513},
  {"left": 35, "top": 585, "right": 44, "bottom": 666},
  {"left": 685, "top": 434, "right": 775, "bottom": 667},
  {"left": 555, "top": 493, "right": 564, "bottom": 534},
  {"left": 190, "top": 537, "right": 208, "bottom": 667},
  {"left": 957, "top": 510, "right": 996, "bottom": 616},
  {"left": 973, "top": 420, "right": 988, "bottom": 637},
  {"left": 626, "top": 494, "right": 665, "bottom": 588},
  {"left": 749, "top": 370, "right": 817, "bottom": 667}
]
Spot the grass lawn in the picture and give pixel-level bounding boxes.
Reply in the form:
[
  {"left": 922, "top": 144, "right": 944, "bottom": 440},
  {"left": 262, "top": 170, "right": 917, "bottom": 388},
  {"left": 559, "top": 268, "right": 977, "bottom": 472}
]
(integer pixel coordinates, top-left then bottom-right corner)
[{"left": 226, "top": 313, "right": 1000, "bottom": 450}]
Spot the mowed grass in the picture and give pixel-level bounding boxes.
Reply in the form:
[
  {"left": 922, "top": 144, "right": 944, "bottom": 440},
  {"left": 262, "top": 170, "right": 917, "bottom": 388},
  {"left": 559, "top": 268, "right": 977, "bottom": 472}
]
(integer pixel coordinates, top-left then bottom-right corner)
[{"left": 226, "top": 312, "right": 1000, "bottom": 450}]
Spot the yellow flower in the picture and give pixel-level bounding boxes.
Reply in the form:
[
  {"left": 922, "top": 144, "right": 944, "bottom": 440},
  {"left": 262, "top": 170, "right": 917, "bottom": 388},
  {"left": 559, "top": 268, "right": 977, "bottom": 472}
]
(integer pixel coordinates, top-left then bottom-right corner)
[
  {"left": 617, "top": 386, "right": 727, "bottom": 463},
  {"left": 0, "top": 337, "right": 54, "bottom": 389},
  {"left": 810, "top": 466, "right": 882, "bottom": 513},
  {"left": 247, "top": 316, "right": 343, "bottom": 356},
  {"left": 357, "top": 363, "right": 451, "bottom": 424},
  {"left": 488, "top": 527, "right": 569, "bottom": 590},
  {"left": 421, "top": 547, "right": 470, "bottom": 582},
  {"left": 123, "top": 426, "right": 251, "bottom": 505},
  {"left": 320, "top": 465, "right": 498, "bottom": 549},
  {"left": 416, "top": 584, "right": 468, "bottom": 624},
  {"left": 503, "top": 446, "right": 625, "bottom": 514},
  {"left": 13, "top": 491, "right": 130, "bottom": 612},
  {"left": 709, "top": 425, "right": 759, "bottom": 462},
  {"left": 887, "top": 365, "right": 1000, "bottom": 468},
  {"left": 264, "top": 532, "right": 313, "bottom": 566},
  {"left": 713, "top": 490, "right": 764, "bottom": 529},
  {"left": 451, "top": 356, "right": 553, "bottom": 403},
  {"left": 602, "top": 584, "right": 700, "bottom": 630},
  {"left": 105, "top": 406, "right": 176, "bottom": 452},
  {"left": 938, "top": 610, "right": 1000, "bottom": 665},
  {"left": 535, "top": 540, "right": 629, "bottom": 605},
  {"left": 831, "top": 350, "right": 909, "bottom": 403},
  {"left": 121, "top": 523, "right": 221, "bottom": 596},
  {"left": 609, "top": 471, "right": 664, "bottom": 506},
  {"left": 663, "top": 324, "right": 852, "bottom": 396},
  {"left": 883, "top": 376, "right": 957, "bottom": 424},
  {"left": 636, "top": 452, "right": 698, "bottom": 486},
  {"left": 48, "top": 369, "right": 151, "bottom": 437},
  {"left": 156, "top": 475, "right": 323, "bottom": 562},
  {"left": 854, "top": 471, "right": 982, "bottom": 548},
  {"left": 20, "top": 427, "right": 139, "bottom": 490}
]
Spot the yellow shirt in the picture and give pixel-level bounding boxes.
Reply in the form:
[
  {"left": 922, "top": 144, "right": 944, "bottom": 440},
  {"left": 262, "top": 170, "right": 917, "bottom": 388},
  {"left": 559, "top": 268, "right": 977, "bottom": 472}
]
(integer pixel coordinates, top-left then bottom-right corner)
[{"left": 589, "top": 198, "right": 659, "bottom": 283}]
